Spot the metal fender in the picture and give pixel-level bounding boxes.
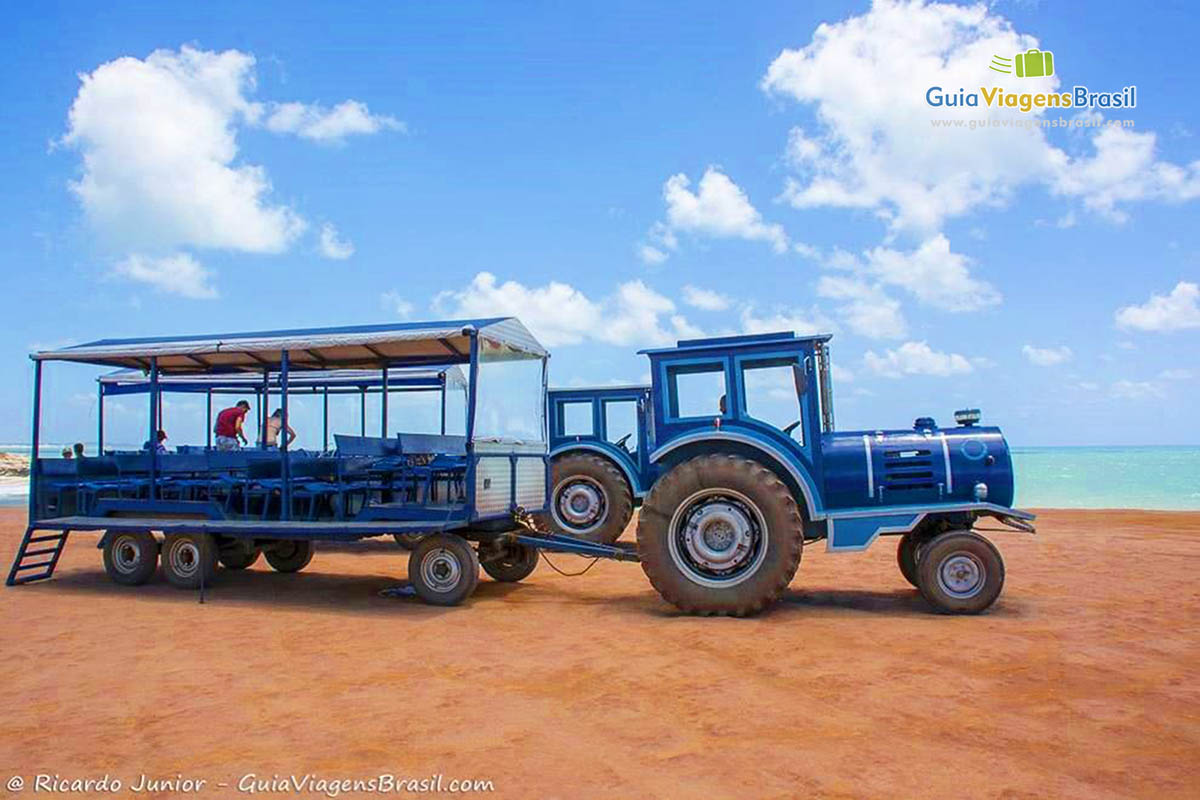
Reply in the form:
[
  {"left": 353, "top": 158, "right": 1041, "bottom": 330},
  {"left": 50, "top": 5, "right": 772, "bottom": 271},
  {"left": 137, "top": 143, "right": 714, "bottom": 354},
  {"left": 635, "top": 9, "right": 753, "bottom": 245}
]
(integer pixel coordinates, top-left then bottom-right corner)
[
  {"left": 649, "top": 431, "right": 823, "bottom": 520},
  {"left": 548, "top": 442, "right": 645, "bottom": 497},
  {"left": 824, "top": 502, "right": 1036, "bottom": 552}
]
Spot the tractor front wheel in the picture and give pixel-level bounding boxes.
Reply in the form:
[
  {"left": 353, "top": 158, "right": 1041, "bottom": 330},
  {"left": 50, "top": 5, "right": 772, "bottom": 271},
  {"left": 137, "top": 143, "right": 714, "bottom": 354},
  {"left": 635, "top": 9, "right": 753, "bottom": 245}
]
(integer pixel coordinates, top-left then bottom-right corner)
[
  {"left": 545, "top": 453, "right": 634, "bottom": 544},
  {"left": 637, "top": 454, "right": 803, "bottom": 616},
  {"left": 916, "top": 531, "right": 1005, "bottom": 614}
]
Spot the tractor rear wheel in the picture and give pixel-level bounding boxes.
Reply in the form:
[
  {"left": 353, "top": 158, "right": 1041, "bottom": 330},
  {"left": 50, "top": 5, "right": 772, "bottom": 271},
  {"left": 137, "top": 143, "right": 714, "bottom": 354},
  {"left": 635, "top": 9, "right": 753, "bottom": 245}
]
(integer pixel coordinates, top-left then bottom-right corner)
[
  {"left": 544, "top": 453, "right": 633, "bottom": 544},
  {"left": 916, "top": 531, "right": 1005, "bottom": 614},
  {"left": 637, "top": 454, "right": 803, "bottom": 616}
]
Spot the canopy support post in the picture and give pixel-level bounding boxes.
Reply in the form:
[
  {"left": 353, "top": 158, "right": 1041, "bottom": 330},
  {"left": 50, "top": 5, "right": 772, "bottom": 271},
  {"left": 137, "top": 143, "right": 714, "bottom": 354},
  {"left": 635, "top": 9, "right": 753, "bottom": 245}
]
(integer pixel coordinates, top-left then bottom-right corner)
[
  {"left": 381, "top": 366, "right": 389, "bottom": 437},
  {"left": 322, "top": 386, "right": 329, "bottom": 452},
  {"left": 280, "top": 350, "right": 291, "bottom": 521},
  {"left": 360, "top": 388, "right": 366, "bottom": 435},
  {"left": 97, "top": 382, "right": 105, "bottom": 454},
  {"left": 148, "top": 358, "right": 159, "bottom": 501},
  {"left": 440, "top": 374, "right": 447, "bottom": 435},
  {"left": 261, "top": 370, "right": 269, "bottom": 450},
  {"left": 206, "top": 389, "right": 212, "bottom": 450},
  {"left": 28, "top": 360, "right": 42, "bottom": 520}
]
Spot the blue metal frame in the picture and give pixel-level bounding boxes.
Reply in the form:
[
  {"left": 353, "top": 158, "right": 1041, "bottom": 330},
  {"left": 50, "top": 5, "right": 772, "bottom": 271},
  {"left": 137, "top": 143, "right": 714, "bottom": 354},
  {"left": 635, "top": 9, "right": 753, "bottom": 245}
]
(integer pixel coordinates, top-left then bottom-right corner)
[{"left": 547, "top": 386, "right": 655, "bottom": 498}]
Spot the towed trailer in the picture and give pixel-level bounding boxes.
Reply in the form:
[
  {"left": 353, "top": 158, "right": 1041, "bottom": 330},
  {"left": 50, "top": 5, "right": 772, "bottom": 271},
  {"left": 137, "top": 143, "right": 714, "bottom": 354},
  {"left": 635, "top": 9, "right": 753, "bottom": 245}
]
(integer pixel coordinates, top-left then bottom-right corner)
[{"left": 9, "top": 318, "right": 635, "bottom": 606}]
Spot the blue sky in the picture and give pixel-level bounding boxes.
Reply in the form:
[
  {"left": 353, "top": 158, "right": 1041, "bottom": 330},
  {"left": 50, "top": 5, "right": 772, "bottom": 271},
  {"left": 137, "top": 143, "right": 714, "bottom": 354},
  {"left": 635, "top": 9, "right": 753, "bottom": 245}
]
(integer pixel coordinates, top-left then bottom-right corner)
[{"left": 1, "top": 0, "right": 1197, "bottom": 449}]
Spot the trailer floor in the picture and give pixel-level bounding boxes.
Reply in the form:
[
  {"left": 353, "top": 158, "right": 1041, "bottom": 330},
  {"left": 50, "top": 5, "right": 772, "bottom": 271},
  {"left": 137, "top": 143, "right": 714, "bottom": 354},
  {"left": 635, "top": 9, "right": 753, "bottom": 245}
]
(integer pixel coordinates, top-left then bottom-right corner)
[{"left": 1, "top": 508, "right": 1197, "bottom": 799}]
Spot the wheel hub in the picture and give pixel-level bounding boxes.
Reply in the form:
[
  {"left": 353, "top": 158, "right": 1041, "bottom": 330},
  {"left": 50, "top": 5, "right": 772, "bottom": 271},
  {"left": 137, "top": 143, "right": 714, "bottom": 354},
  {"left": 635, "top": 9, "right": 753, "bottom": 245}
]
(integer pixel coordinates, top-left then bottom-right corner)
[
  {"left": 938, "top": 553, "right": 985, "bottom": 598},
  {"left": 554, "top": 477, "right": 607, "bottom": 531},
  {"left": 668, "top": 490, "right": 767, "bottom": 588},
  {"left": 421, "top": 549, "right": 462, "bottom": 593},
  {"left": 171, "top": 542, "right": 199, "bottom": 578},
  {"left": 112, "top": 536, "right": 141, "bottom": 574}
]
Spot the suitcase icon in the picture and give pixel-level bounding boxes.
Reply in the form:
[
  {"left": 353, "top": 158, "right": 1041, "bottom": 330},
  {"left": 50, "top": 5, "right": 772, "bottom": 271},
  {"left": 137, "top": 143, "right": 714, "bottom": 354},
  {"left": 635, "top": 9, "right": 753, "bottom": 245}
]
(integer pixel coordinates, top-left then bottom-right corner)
[{"left": 1014, "top": 49, "right": 1054, "bottom": 78}]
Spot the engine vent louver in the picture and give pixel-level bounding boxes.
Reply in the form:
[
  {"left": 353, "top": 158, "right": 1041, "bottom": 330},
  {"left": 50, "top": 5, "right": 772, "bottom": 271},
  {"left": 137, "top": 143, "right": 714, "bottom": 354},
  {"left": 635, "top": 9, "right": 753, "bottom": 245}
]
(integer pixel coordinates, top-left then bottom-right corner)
[{"left": 882, "top": 448, "right": 936, "bottom": 491}]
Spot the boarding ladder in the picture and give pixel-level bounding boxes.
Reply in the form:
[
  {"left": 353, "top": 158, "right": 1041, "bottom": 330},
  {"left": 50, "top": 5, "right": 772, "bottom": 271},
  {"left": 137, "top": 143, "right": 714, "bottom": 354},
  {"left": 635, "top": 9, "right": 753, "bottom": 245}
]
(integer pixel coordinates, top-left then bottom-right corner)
[{"left": 5, "top": 527, "right": 69, "bottom": 585}]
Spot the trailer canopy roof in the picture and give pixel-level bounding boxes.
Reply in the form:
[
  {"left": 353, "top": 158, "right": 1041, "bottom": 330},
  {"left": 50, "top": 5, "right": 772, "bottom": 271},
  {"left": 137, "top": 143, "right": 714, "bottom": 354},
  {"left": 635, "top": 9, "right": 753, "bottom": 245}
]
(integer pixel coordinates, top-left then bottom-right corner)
[
  {"left": 98, "top": 366, "right": 468, "bottom": 394},
  {"left": 33, "top": 318, "right": 546, "bottom": 373}
]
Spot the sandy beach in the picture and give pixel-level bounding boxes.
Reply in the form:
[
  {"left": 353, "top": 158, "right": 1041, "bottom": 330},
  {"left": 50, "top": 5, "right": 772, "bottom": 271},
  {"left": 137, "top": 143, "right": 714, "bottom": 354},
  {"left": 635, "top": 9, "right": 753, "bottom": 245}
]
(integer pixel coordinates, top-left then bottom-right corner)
[{"left": 0, "top": 508, "right": 1197, "bottom": 799}]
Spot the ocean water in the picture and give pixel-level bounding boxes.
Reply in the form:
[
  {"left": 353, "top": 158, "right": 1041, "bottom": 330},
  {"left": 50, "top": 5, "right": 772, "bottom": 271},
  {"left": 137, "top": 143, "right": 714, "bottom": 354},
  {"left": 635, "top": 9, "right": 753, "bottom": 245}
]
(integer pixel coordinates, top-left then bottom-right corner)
[{"left": 0, "top": 446, "right": 1197, "bottom": 510}]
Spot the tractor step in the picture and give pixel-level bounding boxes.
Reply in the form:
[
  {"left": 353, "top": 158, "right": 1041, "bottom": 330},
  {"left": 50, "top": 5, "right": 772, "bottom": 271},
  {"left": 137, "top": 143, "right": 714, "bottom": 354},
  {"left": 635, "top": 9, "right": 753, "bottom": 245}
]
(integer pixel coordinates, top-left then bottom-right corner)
[{"left": 6, "top": 528, "right": 70, "bottom": 586}]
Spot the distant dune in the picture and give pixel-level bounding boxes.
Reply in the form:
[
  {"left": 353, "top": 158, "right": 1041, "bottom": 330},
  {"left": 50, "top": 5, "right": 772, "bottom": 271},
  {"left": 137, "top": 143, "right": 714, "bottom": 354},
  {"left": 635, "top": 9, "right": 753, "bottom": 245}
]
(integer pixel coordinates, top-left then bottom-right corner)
[{"left": 0, "top": 453, "right": 28, "bottom": 477}]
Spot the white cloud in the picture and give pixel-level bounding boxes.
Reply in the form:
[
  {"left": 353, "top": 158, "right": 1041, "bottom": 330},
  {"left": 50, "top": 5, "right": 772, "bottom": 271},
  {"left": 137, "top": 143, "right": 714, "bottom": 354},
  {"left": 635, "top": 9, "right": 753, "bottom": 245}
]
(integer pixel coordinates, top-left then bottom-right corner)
[
  {"left": 380, "top": 289, "right": 414, "bottom": 318},
  {"left": 864, "top": 341, "right": 974, "bottom": 377},
  {"left": 816, "top": 275, "right": 907, "bottom": 339},
  {"left": 682, "top": 285, "right": 731, "bottom": 311},
  {"left": 1115, "top": 282, "right": 1200, "bottom": 331},
  {"left": 264, "top": 100, "right": 404, "bottom": 143},
  {"left": 112, "top": 253, "right": 217, "bottom": 299},
  {"left": 318, "top": 223, "right": 354, "bottom": 260},
  {"left": 1110, "top": 379, "right": 1165, "bottom": 400},
  {"left": 739, "top": 305, "right": 834, "bottom": 337},
  {"left": 434, "top": 272, "right": 696, "bottom": 347},
  {"left": 1022, "top": 344, "right": 1072, "bottom": 366},
  {"left": 637, "top": 244, "right": 669, "bottom": 265},
  {"left": 831, "top": 364, "right": 854, "bottom": 383},
  {"left": 642, "top": 168, "right": 788, "bottom": 261},
  {"left": 861, "top": 234, "right": 1000, "bottom": 310},
  {"left": 1159, "top": 368, "right": 1193, "bottom": 381},
  {"left": 761, "top": 1, "right": 1200, "bottom": 232}
]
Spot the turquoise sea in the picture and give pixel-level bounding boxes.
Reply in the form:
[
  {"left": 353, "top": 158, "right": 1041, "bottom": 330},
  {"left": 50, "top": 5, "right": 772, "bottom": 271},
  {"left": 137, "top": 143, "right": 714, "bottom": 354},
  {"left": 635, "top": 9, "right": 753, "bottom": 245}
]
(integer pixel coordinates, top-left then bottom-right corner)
[{"left": 1, "top": 445, "right": 1197, "bottom": 510}]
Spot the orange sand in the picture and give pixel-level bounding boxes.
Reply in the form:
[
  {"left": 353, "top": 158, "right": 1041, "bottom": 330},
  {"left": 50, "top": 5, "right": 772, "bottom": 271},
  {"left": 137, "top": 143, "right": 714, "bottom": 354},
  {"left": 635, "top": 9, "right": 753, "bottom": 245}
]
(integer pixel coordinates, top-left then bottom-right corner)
[{"left": 1, "top": 508, "right": 1198, "bottom": 799}]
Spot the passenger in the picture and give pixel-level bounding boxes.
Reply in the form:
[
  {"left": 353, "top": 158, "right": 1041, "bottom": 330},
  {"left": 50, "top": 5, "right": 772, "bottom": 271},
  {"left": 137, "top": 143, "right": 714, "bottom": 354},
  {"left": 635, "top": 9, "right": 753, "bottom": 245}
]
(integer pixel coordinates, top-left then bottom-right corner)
[
  {"left": 143, "top": 429, "right": 168, "bottom": 454},
  {"left": 214, "top": 400, "right": 251, "bottom": 451},
  {"left": 73, "top": 442, "right": 85, "bottom": 458},
  {"left": 264, "top": 409, "right": 297, "bottom": 449},
  {"left": 61, "top": 446, "right": 73, "bottom": 460}
]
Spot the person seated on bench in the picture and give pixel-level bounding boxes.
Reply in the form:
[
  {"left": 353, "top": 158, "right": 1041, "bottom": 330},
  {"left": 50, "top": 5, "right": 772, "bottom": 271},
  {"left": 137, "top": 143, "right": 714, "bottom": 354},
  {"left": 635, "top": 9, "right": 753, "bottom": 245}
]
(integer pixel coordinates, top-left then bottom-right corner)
[
  {"left": 61, "top": 446, "right": 73, "bottom": 459},
  {"left": 264, "top": 409, "right": 296, "bottom": 449},
  {"left": 143, "top": 429, "right": 168, "bottom": 454},
  {"left": 215, "top": 400, "right": 251, "bottom": 451},
  {"left": 73, "top": 442, "right": 85, "bottom": 458}
]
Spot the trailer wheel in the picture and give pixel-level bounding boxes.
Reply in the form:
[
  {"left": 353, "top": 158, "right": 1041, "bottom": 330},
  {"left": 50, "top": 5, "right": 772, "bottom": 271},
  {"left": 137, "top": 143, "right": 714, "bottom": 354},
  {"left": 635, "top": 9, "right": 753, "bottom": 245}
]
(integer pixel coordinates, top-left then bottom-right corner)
[
  {"left": 264, "top": 540, "right": 315, "bottom": 573},
  {"left": 161, "top": 532, "right": 219, "bottom": 589},
  {"left": 393, "top": 533, "right": 425, "bottom": 550},
  {"left": 916, "top": 531, "right": 1005, "bottom": 614},
  {"left": 481, "top": 542, "right": 539, "bottom": 583},
  {"left": 545, "top": 453, "right": 634, "bottom": 544},
  {"left": 102, "top": 529, "right": 159, "bottom": 586},
  {"left": 637, "top": 454, "right": 803, "bottom": 617},
  {"left": 896, "top": 531, "right": 930, "bottom": 588},
  {"left": 408, "top": 533, "right": 479, "bottom": 606},
  {"left": 219, "top": 540, "right": 261, "bottom": 570}
]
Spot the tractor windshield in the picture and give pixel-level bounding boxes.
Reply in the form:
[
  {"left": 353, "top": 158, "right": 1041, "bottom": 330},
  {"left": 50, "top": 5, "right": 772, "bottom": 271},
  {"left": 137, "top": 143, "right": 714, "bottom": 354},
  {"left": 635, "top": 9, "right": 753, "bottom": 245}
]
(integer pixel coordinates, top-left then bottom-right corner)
[{"left": 472, "top": 337, "right": 547, "bottom": 444}]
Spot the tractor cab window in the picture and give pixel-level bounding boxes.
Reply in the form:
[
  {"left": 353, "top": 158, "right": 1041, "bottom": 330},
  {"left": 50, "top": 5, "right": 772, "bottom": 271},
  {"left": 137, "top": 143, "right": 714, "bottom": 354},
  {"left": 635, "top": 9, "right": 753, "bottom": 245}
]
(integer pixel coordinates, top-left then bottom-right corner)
[
  {"left": 561, "top": 401, "right": 593, "bottom": 436},
  {"left": 740, "top": 358, "right": 804, "bottom": 444},
  {"left": 668, "top": 362, "right": 727, "bottom": 419},
  {"left": 604, "top": 400, "right": 638, "bottom": 455}
]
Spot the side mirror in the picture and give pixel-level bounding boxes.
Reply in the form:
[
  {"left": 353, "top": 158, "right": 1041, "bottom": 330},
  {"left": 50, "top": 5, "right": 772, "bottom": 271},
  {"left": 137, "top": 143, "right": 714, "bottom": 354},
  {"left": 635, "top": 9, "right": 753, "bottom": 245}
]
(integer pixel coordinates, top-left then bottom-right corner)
[{"left": 792, "top": 363, "right": 809, "bottom": 396}]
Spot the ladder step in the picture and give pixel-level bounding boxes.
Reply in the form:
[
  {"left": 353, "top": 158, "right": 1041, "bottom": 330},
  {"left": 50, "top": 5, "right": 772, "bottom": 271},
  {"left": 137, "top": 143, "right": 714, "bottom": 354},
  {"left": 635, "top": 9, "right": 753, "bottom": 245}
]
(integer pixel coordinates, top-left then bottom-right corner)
[
  {"left": 22, "top": 547, "right": 61, "bottom": 558},
  {"left": 10, "top": 573, "right": 53, "bottom": 585},
  {"left": 14, "top": 560, "right": 54, "bottom": 572},
  {"left": 29, "top": 533, "right": 67, "bottom": 543}
]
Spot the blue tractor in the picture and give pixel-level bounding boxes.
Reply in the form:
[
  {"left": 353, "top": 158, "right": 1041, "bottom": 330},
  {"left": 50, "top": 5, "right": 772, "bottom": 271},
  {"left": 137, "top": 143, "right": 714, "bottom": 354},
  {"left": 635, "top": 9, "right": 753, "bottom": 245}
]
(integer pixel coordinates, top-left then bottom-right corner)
[{"left": 547, "top": 331, "right": 1035, "bottom": 615}]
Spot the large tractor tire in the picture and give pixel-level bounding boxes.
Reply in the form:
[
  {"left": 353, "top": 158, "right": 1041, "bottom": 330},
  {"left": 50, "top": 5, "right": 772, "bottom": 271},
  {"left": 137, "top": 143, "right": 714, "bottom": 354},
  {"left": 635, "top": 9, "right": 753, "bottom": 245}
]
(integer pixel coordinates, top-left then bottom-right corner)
[
  {"left": 637, "top": 454, "right": 803, "bottom": 617},
  {"left": 102, "top": 529, "right": 159, "bottom": 586},
  {"left": 544, "top": 452, "right": 634, "bottom": 544},
  {"left": 916, "top": 531, "right": 1005, "bottom": 614}
]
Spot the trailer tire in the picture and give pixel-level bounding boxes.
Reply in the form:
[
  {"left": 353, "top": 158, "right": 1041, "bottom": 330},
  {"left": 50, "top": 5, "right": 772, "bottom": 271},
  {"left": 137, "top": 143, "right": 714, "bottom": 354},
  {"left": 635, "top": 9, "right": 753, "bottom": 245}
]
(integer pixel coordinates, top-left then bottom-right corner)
[
  {"left": 264, "top": 540, "right": 315, "bottom": 573},
  {"left": 161, "top": 532, "right": 219, "bottom": 589},
  {"left": 896, "top": 531, "right": 929, "bottom": 588},
  {"left": 102, "top": 529, "right": 159, "bottom": 586},
  {"left": 219, "top": 540, "right": 261, "bottom": 570},
  {"left": 393, "top": 533, "right": 425, "bottom": 550},
  {"left": 481, "top": 542, "right": 539, "bottom": 583},
  {"left": 545, "top": 452, "right": 633, "bottom": 544},
  {"left": 408, "top": 534, "right": 479, "bottom": 606},
  {"left": 637, "top": 454, "right": 803, "bottom": 617},
  {"left": 916, "top": 531, "right": 1005, "bottom": 614}
]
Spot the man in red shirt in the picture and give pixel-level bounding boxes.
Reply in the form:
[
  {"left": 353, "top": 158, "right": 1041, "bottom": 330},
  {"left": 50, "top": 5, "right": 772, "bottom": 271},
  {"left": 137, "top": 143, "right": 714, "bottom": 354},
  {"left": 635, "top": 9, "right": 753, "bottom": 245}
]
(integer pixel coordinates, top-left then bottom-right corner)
[{"left": 214, "top": 400, "right": 251, "bottom": 451}]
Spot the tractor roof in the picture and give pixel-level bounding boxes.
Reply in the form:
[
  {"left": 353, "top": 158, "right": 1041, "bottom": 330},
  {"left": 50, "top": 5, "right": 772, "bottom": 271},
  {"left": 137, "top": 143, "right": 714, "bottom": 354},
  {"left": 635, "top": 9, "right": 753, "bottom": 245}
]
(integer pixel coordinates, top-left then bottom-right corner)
[{"left": 638, "top": 330, "right": 832, "bottom": 356}]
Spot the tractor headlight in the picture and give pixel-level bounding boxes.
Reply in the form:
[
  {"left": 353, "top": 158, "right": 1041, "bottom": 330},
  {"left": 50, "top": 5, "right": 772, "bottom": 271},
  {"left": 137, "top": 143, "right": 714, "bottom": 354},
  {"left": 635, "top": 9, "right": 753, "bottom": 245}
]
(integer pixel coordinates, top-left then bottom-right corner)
[{"left": 955, "top": 408, "right": 981, "bottom": 427}]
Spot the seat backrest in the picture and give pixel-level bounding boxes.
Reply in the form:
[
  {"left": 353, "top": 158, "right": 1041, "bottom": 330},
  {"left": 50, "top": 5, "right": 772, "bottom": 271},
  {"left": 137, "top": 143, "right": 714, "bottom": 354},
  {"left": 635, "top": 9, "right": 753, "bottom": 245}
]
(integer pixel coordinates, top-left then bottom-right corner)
[
  {"left": 334, "top": 434, "right": 397, "bottom": 456},
  {"left": 77, "top": 456, "right": 119, "bottom": 478},
  {"left": 396, "top": 433, "right": 468, "bottom": 457},
  {"left": 158, "top": 454, "right": 209, "bottom": 474},
  {"left": 247, "top": 459, "right": 283, "bottom": 479}
]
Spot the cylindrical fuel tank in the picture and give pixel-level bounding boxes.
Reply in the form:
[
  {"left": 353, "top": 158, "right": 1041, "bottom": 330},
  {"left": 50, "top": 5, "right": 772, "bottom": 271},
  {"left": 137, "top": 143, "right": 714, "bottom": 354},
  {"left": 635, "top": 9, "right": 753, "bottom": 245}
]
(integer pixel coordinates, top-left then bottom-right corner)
[{"left": 821, "top": 423, "right": 1014, "bottom": 510}]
